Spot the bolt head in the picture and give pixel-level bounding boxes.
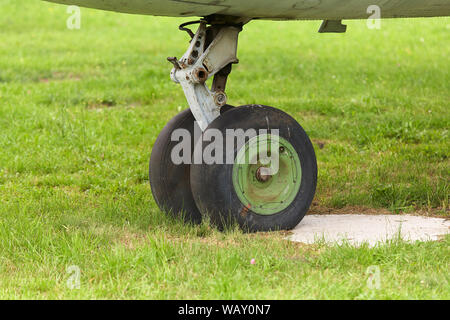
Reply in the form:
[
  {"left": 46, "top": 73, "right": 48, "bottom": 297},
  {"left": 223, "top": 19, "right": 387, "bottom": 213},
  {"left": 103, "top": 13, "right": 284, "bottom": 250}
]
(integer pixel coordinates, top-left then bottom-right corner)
[
  {"left": 214, "top": 92, "right": 227, "bottom": 107},
  {"left": 256, "top": 167, "right": 272, "bottom": 183}
]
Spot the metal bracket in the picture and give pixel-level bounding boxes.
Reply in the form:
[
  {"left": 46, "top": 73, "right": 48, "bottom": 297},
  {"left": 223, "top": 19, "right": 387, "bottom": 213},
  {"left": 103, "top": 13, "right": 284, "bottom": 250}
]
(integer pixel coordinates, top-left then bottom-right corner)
[
  {"left": 318, "top": 20, "right": 347, "bottom": 33},
  {"left": 169, "top": 22, "right": 241, "bottom": 131}
]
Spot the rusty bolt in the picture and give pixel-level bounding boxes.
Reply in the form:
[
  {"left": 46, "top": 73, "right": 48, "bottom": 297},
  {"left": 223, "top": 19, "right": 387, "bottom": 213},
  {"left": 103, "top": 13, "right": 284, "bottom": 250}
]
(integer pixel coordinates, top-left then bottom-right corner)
[
  {"left": 192, "top": 67, "right": 208, "bottom": 83},
  {"left": 256, "top": 167, "right": 272, "bottom": 183},
  {"left": 214, "top": 91, "right": 227, "bottom": 107}
]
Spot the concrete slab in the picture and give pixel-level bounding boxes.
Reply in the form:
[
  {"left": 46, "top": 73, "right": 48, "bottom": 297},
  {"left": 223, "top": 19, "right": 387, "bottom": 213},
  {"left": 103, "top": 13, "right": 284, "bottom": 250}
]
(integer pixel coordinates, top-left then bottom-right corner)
[{"left": 289, "top": 214, "right": 449, "bottom": 247}]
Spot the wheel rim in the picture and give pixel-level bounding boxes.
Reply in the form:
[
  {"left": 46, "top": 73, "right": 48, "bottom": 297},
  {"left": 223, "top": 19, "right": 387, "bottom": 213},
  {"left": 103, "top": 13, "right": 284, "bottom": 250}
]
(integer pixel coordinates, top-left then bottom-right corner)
[{"left": 232, "top": 134, "right": 302, "bottom": 215}]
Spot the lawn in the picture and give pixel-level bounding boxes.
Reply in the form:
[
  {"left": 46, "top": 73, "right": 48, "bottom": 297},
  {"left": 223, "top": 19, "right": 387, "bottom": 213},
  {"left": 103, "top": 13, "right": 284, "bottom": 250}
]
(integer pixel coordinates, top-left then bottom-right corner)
[{"left": 0, "top": 0, "right": 448, "bottom": 299}]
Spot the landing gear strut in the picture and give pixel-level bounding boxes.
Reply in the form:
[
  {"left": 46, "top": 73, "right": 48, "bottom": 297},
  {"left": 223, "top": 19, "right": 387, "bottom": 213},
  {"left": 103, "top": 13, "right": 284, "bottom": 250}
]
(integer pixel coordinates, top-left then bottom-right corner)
[
  {"left": 150, "top": 20, "right": 318, "bottom": 232},
  {"left": 168, "top": 21, "right": 241, "bottom": 130}
]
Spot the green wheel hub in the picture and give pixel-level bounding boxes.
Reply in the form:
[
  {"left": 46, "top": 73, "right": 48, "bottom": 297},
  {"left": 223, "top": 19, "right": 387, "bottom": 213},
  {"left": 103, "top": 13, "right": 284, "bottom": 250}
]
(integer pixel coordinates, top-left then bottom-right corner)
[{"left": 232, "top": 134, "right": 302, "bottom": 215}]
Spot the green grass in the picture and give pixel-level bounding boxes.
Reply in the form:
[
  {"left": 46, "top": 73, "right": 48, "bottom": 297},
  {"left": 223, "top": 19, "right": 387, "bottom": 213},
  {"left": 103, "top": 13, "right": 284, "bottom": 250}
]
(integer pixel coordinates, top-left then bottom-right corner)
[{"left": 0, "top": 0, "right": 449, "bottom": 299}]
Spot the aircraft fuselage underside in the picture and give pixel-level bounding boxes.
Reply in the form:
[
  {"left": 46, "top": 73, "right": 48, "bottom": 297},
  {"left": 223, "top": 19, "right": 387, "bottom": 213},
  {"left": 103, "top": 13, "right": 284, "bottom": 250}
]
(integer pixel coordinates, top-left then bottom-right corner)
[{"left": 45, "top": 0, "right": 450, "bottom": 20}]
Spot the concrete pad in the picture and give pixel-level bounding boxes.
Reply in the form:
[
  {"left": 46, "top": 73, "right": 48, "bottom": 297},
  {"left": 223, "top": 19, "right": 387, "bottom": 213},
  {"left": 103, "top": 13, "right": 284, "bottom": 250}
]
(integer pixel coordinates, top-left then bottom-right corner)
[{"left": 289, "top": 215, "right": 449, "bottom": 247}]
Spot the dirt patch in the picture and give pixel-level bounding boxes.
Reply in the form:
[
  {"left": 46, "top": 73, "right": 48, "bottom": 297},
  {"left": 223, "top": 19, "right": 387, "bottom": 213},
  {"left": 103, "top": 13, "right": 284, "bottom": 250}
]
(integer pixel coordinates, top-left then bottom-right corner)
[
  {"left": 39, "top": 72, "right": 81, "bottom": 83},
  {"left": 86, "top": 99, "right": 117, "bottom": 109},
  {"left": 312, "top": 139, "right": 329, "bottom": 149}
]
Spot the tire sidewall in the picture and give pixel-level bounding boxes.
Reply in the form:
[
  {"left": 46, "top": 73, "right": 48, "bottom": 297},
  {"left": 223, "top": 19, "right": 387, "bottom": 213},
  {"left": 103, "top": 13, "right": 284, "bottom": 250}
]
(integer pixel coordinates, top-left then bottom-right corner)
[
  {"left": 150, "top": 109, "right": 202, "bottom": 223},
  {"left": 191, "top": 105, "right": 317, "bottom": 232}
]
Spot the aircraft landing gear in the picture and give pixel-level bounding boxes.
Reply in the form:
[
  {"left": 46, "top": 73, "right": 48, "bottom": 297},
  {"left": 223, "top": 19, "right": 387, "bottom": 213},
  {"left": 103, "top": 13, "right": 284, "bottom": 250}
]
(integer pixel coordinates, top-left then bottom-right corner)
[{"left": 150, "top": 20, "right": 317, "bottom": 232}]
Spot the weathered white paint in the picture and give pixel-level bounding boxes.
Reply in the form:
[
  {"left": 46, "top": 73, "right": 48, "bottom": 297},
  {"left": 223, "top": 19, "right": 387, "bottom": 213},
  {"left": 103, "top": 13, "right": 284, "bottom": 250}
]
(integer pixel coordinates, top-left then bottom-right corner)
[
  {"left": 170, "top": 23, "right": 240, "bottom": 130},
  {"left": 289, "top": 214, "right": 450, "bottom": 247},
  {"left": 44, "top": 0, "right": 450, "bottom": 20}
]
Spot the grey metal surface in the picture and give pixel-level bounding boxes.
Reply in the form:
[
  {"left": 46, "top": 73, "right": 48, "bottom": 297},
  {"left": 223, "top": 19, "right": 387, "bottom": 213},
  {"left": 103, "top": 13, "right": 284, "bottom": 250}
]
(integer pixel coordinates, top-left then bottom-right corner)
[
  {"left": 170, "top": 23, "right": 240, "bottom": 130},
  {"left": 44, "top": 0, "right": 450, "bottom": 20}
]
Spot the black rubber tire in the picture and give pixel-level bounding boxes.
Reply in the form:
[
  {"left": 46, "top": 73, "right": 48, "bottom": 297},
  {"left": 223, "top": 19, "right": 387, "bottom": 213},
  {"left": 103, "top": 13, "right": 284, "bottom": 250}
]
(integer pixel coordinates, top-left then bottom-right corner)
[
  {"left": 190, "top": 105, "right": 317, "bottom": 232},
  {"left": 150, "top": 105, "right": 234, "bottom": 224},
  {"left": 149, "top": 109, "right": 202, "bottom": 223}
]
